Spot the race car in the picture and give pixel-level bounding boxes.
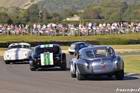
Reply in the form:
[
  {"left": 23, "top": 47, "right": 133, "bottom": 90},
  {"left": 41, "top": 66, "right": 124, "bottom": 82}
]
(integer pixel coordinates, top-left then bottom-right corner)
[
  {"left": 70, "top": 46, "right": 124, "bottom": 80},
  {"left": 68, "top": 42, "right": 90, "bottom": 55},
  {"left": 3, "top": 43, "right": 31, "bottom": 64},
  {"left": 29, "top": 44, "right": 67, "bottom": 71}
]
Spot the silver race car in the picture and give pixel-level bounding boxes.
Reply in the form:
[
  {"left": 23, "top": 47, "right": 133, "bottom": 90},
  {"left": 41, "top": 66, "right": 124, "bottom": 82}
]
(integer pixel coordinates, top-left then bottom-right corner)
[
  {"left": 3, "top": 43, "right": 31, "bottom": 64},
  {"left": 70, "top": 46, "right": 124, "bottom": 80}
]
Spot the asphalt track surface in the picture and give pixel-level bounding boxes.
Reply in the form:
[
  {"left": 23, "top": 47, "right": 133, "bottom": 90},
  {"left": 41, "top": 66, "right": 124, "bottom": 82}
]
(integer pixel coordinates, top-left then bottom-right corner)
[{"left": 0, "top": 55, "right": 140, "bottom": 93}]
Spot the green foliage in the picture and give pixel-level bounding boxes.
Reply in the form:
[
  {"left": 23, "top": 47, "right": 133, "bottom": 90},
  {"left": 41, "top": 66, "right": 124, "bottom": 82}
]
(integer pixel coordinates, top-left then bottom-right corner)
[
  {"left": 6, "top": 7, "right": 28, "bottom": 24},
  {"left": 27, "top": 4, "right": 40, "bottom": 23},
  {"left": 0, "top": 0, "right": 140, "bottom": 23},
  {"left": 82, "top": 0, "right": 140, "bottom": 22},
  {"left": 0, "top": 12, "right": 11, "bottom": 23},
  {"left": 82, "top": 6, "right": 104, "bottom": 19}
]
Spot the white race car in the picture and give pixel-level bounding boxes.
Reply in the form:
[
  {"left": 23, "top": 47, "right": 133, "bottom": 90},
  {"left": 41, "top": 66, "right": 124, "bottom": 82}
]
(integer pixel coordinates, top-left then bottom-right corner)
[{"left": 3, "top": 43, "right": 31, "bottom": 64}]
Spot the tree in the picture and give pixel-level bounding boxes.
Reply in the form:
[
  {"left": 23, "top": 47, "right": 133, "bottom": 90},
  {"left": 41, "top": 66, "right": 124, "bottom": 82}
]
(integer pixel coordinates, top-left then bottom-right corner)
[
  {"left": 82, "top": 6, "right": 104, "bottom": 19},
  {"left": 119, "top": 1, "right": 128, "bottom": 21},
  {"left": 27, "top": 4, "right": 40, "bottom": 23},
  {"left": 0, "top": 12, "right": 11, "bottom": 23},
  {"left": 41, "top": 9, "right": 52, "bottom": 23},
  {"left": 63, "top": 9, "right": 78, "bottom": 18},
  {"left": 51, "top": 12, "right": 62, "bottom": 21}
]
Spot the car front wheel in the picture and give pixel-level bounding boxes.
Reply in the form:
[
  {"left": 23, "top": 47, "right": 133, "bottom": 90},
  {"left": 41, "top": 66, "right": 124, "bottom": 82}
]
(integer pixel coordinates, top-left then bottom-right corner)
[
  {"left": 60, "top": 53, "right": 67, "bottom": 70},
  {"left": 71, "top": 73, "right": 76, "bottom": 78},
  {"left": 5, "top": 61, "right": 10, "bottom": 64},
  {"left": 30, "top": 64, "right": 37, "bottom": 71},
  {"left": 115, "top": 70, "right": 124, "bottom": 80},
  {"left": 60, "top": 63, "right": 66, "bottom": 70},
  {"left": 76, "top": 68, "right": 85, "bottom": 80},
  {"left": 70, "top": 64, "right": 76, "bottom": 78}
]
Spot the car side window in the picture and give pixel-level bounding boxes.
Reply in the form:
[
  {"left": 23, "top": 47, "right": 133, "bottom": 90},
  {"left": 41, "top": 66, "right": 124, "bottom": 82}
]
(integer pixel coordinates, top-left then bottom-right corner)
[
  {"left": 75, "top": 52, "right": 80, "bottom": 59},
  {"left": 108, "top": 48, "right": 115, "bottom": 56},
  {"left": 78, "top": 43, "right": 86, "bottom": 49},
  {"left": 86, "top": 50, "right": 94, "bottom": 58}
]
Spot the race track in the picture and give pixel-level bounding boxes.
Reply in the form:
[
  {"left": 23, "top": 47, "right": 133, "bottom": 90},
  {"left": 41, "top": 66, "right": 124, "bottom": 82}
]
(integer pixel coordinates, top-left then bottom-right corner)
[{"left": 0, "top": 55, "right": 140, "bottom": 93}]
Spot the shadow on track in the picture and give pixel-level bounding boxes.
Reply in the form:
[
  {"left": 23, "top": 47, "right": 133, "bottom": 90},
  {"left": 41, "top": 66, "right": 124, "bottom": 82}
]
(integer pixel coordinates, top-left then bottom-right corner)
[
  {"left": 34, "top": 67, "right": 69, "bottom": 72},
  {"left": 80, "top": 74, "right": 139, "bottom": 81},
  {"left": 6, "top": 62, "right": 29, "bottom": 65},
  {"left": 124, "top": 73, "right": 140, "bottom": 80}
]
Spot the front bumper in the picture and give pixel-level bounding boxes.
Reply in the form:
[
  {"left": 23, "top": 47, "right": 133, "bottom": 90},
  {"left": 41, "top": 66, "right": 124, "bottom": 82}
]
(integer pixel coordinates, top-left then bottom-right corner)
[
  {"left": 30, "top": 60, "right": 64, "bottom": 68},
  {"left": 4, "top": 55, "right": 29, "bottom": 62},
  {"left": 4, "top": 58, "right": 29, "bottom": 63}
]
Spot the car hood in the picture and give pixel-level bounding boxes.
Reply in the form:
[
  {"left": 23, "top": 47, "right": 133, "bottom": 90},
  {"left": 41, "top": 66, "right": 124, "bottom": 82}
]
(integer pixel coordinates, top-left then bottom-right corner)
[{"left": 5, "top": 48, "right": 31, "bottom": 54}]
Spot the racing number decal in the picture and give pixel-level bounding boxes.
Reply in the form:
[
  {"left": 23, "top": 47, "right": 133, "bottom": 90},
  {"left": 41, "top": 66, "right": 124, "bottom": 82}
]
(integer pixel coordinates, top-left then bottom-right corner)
[
  {"left": 45, "top": 44, "right": 53, "bottom": 48},
  {"left": 40, "top": 44, "right": 53, "bottom": 48},
  {"left": 41, "top": 53, "right": 54, "bottom": 66}
]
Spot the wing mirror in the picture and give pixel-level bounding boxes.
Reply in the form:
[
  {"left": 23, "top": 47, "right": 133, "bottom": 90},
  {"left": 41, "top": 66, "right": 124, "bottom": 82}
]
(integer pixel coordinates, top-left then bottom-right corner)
[{"left": 76, "top": 54, "right": 80, "bottom": 59}]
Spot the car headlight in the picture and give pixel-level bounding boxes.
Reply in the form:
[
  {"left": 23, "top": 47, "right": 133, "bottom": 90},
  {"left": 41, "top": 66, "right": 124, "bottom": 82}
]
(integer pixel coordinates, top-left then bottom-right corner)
[
  {"left": 34, "top": 57, "right": 40, "bottom": 61},
  {"left": 114, "top": 60, "right": 121, "bottom": 69},
  {"left": 7, "top": 55, "right": 9, "bottom": 58},
  {"left": 29, "top": 60, "right": 33, "bottom": 64},
  {"left": 114, "top": 60, "right": 118, "bottom": 64},
  {"left": 24, "top": 52, "right": 29, "bottom": 57},
  {"left": 25, "top": 53, "right": 27, "bottom": 56},
  {"left": 37, "top": 57, "right": 40, "bottom": 60},
  {"left": 4, "top": 52, "right": 9, "bottom": 58},
  {"left": 84, "top": 62, "right": 88, "bottom": 67}
]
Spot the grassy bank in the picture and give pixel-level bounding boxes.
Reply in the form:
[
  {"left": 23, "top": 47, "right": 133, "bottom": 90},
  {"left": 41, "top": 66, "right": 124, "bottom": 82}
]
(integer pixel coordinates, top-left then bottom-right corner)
[
  {"left": 123, "top": 55, "right": 140, "bottom": 73},
  {"left": 0, "top": 33, "right": 140, "bottom": 45}
]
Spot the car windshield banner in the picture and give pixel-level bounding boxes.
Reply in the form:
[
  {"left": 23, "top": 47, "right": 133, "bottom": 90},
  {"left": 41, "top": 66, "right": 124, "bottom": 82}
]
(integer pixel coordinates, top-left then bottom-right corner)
[{"left": 40, "top": 52, "right": 54, "bottom": 66}]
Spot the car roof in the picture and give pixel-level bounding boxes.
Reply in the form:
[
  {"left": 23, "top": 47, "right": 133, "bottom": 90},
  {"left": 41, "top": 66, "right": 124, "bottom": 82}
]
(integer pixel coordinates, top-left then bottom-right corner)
[
  {"left": 89, "top": 45, "right": 111, "bottom": 49},
  {"left": 35, "top": 44, "right": 60, "bottom": 48},
  {"left": 71, "top": 42, "right": 87, "bottom": 45},
  {"left": 79, "top": 45, "right": 112, "bottom": 53},
  {"left": 8, "top": 43, "right": 31, "bottom": 48}
]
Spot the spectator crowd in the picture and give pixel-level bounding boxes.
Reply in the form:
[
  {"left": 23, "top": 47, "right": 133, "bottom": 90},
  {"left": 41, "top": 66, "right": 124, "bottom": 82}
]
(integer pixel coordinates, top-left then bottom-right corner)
[{"left": 0, "top": 22, "right": 140, "bottom": 36}]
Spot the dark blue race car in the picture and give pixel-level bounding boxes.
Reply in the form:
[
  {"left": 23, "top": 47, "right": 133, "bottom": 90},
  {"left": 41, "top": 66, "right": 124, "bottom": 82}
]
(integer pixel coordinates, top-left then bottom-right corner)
[
  {"left": 68, "top": 42, "right": 90, "bottom": 55},
  {"left": 29, "top": 44, "right": 66, "bottom": 71}
]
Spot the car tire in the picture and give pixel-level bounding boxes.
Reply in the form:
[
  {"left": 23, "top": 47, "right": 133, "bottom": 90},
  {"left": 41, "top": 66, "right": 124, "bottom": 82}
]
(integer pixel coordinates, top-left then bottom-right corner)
[
  {"left": 115, "top": 70, "right": 124, "bottom": 80},
  {"left": 69, "top": 52, "right": 74, "bottom": 55},
  {"left": 107, "top": 75, "right": 113, "bottom": 78},
  {"left": 30, "top": 64, "right": 37, "bottom": 71},
  {"left": 71, "top": 73, "right": 76, "bottom": 78},
  {"left": 5, "top": 61, "right": 10, "bottom": 64},
  {"left": 70, "top": 64, "right": 76, "bottom": 78},
  {"left": 30, "top": 67, "right": 37, "bottom": 71},
  {"left": 60, "top": 64, "right": 66, "bottom": 70},
  {"left": 60, "top": 53, "right": 67, "bottom": 70},
  {"left": 76, "top": 68, "right": 85, "bottom": 80}
]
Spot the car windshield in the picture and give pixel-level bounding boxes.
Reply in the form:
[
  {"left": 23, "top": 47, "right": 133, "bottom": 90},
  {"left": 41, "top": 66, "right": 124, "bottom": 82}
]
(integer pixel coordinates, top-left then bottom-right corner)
[
  {"left": 94, "top": 49, "right": 110, "bottom": 58},
  {"left": 35, "top": 46, "right": 60, "bottom": 55},
  {"left": 9, "top": 45, "right": 30, "bottom": 49},
  {"left": 70, "top": 44, "right": 76, "bottom": 49},
  {"left": 85, "top": 50, "right": 95, "bottom": 58},
  {"left": 77, "top": 43, "right": 87, "bottom": 49},
  {"left": 81, "top": 48, "right": 111, "bottom": 59},
  {"left": 71, "top": 43, "right": 87, "bottom": 50}
]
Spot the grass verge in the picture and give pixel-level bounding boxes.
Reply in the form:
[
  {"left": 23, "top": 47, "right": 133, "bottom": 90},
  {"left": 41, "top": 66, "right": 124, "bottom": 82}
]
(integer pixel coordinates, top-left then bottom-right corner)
[
  {"left": 123, "top": 55, "right": 140, "bottom": 73},
  {"left": 0, "top": 33, "right": 140, "bottom": 45}
]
